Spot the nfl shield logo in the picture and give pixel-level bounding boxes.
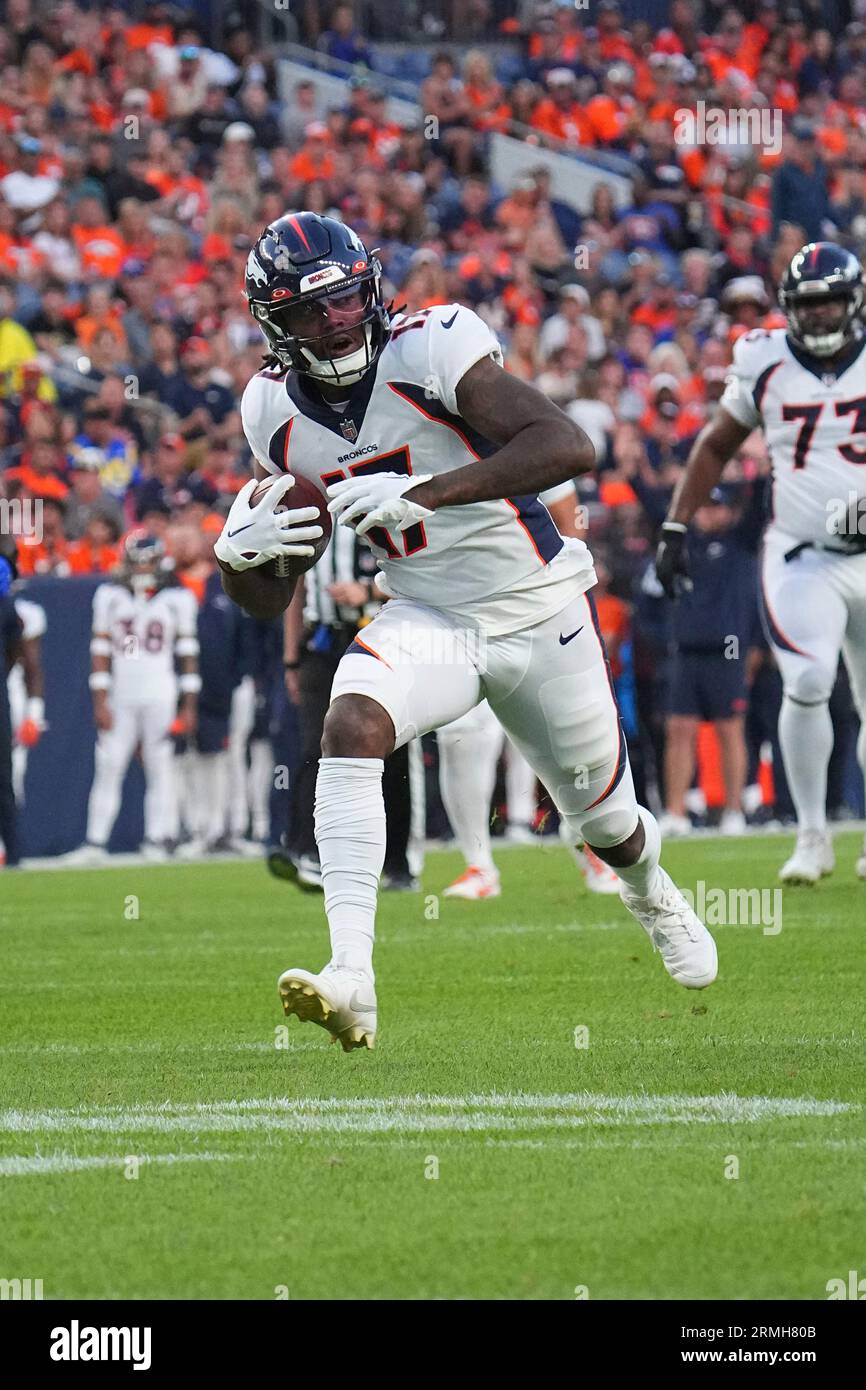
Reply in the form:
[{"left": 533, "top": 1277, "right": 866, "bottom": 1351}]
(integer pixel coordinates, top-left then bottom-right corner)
[{"left": 340, "top": 419, "right": 357, "bottom": 441}]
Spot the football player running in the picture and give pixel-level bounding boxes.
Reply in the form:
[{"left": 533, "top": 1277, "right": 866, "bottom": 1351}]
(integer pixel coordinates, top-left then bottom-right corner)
[
  {"left": 216, "top": 212, "right": 717, "bottom": 1051},
  {"left": 657, "top": 242, "right": 866, "bottom": 885}
]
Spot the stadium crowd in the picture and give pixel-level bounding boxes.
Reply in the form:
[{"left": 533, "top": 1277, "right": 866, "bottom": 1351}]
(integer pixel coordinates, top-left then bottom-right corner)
[{"left": 2, "top": 0, "right": 866, "bottom": 850}]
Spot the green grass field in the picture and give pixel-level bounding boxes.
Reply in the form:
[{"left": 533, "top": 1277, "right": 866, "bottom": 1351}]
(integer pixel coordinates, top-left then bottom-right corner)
[{"left": 1, "top": 833, "right": 864, "bottom": 1301}]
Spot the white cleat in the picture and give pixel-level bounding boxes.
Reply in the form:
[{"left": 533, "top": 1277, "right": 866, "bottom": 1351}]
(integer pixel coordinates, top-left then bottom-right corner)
[
  {"left": 720, "top": 809, "right": 747, "bottom": 836},
  {"left": 443, "top": 865, "right": 501, "bottom": 899},
  {"left": 779, "top": 830, "right": 834, "bottom": 886},
  {"left": 505, "top": 822, "right": 535, "bottom": 845},
  {"left": 60, "top": 842, "right": 109, "bottom": 867},
  {"left": 580, "top": 846, "right": 620, "bottom": 895},
  {"left": 658, "top": 812, "right": 691, "bottom": 838},
  {"left": 139, "top": 840, "right": 169, "bottom": 863},
  {"left": 277, "top": 965, "right": 377, "bottom": 1052},
  {"left": 620, "top": 867, "right": 718, "bottom": 989}
]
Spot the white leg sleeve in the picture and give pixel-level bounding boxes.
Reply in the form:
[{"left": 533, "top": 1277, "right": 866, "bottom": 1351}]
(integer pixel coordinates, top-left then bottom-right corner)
[
  {"left": 248, "top": 738, "right": 273, "bottom": 841},
  {"left": 228, "top": 677, "right": 256, "bottom": 836},
  {"left": 438, "top": 703, "right": 503, "bottom": 870},
  {"left": 504, "top": 738, "right": 537, "bottom": 827},
  {"left": 315, "top": 757, "right": 386, "bottom": 976},
  {"left": 86, "top": 703, "right": 139, "bottom": 846},
  {"left": 140, "top": 699, "right": 178, "bottom": 842}
]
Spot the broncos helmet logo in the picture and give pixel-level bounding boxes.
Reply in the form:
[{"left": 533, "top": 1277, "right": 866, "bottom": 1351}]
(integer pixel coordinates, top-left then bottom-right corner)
[{"left": 245, "top": 249, "right": 269, "bottom": 289}]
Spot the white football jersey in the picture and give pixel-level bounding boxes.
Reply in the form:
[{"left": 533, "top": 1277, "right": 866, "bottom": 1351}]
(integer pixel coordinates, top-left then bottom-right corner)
[
  {"left": 242, "top": 304, "right": 594, "bottom": 635},
  {"left": 92, "top": 582, "right": 198, "bottom": 702},
  {"left": 721, "top": 327, "right": 866, "bottom": 544}
]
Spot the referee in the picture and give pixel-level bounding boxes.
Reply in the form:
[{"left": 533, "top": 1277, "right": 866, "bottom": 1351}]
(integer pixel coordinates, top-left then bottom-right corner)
[
  {"left": 269, "top": 521, "right": 417, "bottom": 891},
  {"left": 0, "top": 535, "right": 23, "bottom": 869}
]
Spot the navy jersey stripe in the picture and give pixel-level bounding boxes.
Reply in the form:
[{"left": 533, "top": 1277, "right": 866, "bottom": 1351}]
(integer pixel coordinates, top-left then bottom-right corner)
[
  {"left": 388, "top": 380, "right": 497, "bottom": 458},
  {"left": 389, "top": 381, "right": 563, "bottom": 566},
  {"left": 752, "top": 360, "right": 783, "bottom": 414},
  {"left": 268, "top": 418, "right": 293, "bottom": 473},
  {"left": 505, "top": 495, "right": 563, "bottom": 564}
]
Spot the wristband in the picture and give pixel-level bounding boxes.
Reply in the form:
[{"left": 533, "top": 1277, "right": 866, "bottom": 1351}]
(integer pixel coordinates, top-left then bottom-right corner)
[
  {"left": 662, "top": 521, "right": 688, "bottom": 533},
  {"left": 178, "top": 673, "right": 202, "bottom": 694},
  {"left": 89, "top": 672, "right": 112, "bottom": 691}
]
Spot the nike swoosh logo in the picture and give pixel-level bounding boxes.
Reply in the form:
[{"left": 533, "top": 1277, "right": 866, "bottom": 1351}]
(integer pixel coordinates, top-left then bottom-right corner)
[
  {"left": 440, "top": 310, "right": 459, "bottom": 329},
  {"left": 559, "top": 626, "right": 584, "bottom": 645},
  {"left": 349, "top": 992, "right": 376, "bottom": 1013},
  {"left": 226, "top": 521, "right": 256, "bottom": 539}
]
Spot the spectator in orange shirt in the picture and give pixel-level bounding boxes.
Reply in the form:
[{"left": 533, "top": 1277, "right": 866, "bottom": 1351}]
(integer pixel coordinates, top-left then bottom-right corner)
[
  {"left": 74, "top": 283, "right": 128, "bottom": 356},
  {"left": 530, "top": 70, "right": 594, "bottom": 147},
  {"left": 495, "top": 179, "right": 541, "bottom": 251},
  {"left": 67, "top": 510, "right": 121, "bottom": 574},
  {"left": 587, "top": 63, "right": 638, "bottom": 148},
  {"left": 704, "top": 10, "right": 752, "bottom": 84},
  {"left": 14, "top": 497, "right": 72, "bottom": 577},
  {"left": 288, "top": 123, "right": 335, "bottom": 185},
  {"left": 597, "top": 1, "right": 637, "bottom": 64},
  {"left": 462, "top": 50, "right": 510, "bottom": 134},
  {"left": 632, "top": 274, "right": 678, "bottom": 337},
  {"left": 5, "top": 438, "right": 69, "bottom": 503},
  {"left": 642, "top": 374, "right": 704, "bottom": 446},
  {"left": 71, "top": 193, "right": 126, "bottom": 279}
]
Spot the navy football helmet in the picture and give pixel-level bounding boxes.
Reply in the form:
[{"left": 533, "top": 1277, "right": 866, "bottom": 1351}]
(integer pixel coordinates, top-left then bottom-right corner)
[
  {"left": 120, "top": 530, "right": 167, "bottom": 596},
  {"left": 779, "top": 242, "right": 865, "bottom": 358},
  {"left": 244, "top": 212, "right": 389, "bottom": 386}
]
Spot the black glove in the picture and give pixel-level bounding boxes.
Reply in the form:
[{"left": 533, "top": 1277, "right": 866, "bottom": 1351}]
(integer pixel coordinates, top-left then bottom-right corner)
[{"left": 655, "top": 522, "right": 693, "bottom": 599}]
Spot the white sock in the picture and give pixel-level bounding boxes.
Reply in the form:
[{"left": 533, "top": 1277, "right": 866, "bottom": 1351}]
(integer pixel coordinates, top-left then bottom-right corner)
[
  {"left": 438, "top": 726, "right": 500, "bottom": 871},
  {"left": 778, "top": 696, "right": 832, "bottom": 834},
  {"left": 615, "top": 806, "right": 662, "bottom": 902},
  {"left": 314, "top": 757, "right": 385, "bottom": 977}
]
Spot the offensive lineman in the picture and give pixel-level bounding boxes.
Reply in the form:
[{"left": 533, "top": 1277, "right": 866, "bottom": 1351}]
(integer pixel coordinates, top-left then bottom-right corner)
[
  {"left": 657, "top": 242, "right": 866, "bottom": 884},
  {"left": 64, "top": 532, "right": 200, "bottom": 863},
  {"left": 215, "top": 212, "right": 717, "bottom": 1050}
]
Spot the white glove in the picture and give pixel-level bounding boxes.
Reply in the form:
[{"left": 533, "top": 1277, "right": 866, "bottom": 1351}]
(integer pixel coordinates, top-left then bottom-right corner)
[
  {"left": 214, "top": 475, "right": 323, "bottom": 571},
  {"left": 327, "top": 472, "right": 434, "bottom": 538}
]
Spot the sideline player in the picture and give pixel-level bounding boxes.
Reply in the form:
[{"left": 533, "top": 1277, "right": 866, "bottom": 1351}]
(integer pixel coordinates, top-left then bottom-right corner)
[
  {"left": 657, "top": 242, "right": 866, "bottom": 884},
  {"left": 215, "top": 212, "right": 717, "bottom": 1049},
  {"left": 63, "top": 532, "right": 200, "bottom": 862}
]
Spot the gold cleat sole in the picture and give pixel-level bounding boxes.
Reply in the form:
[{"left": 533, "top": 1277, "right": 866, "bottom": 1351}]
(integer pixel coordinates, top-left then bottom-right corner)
[{"left": 278, "top": 978, "right": 375, "bottom": 1052}]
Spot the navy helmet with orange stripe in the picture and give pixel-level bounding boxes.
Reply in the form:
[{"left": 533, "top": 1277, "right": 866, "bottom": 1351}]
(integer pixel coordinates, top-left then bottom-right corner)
[
  {"left": 779, "top": 242, "right": 865, "bottom": 359},
  {"left": 244, "top": 212, "right": 389, "bottom": 386}
]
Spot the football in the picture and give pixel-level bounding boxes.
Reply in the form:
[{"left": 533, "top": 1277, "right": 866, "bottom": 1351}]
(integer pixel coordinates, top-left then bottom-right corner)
[{"left": 249, "top": 473, "right": 332, "bottom": 577}]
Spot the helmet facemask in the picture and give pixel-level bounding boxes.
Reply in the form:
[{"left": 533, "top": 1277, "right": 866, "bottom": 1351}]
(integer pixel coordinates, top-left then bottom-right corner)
[
  {"left": 782, "top": 285, "right": 865, "bottom": 358},
  {"left": 251, "top": 265, "right": 388, "bottom": 386},
  {"left": 123, "top": 534, "right": 166, "bottom": 597}
]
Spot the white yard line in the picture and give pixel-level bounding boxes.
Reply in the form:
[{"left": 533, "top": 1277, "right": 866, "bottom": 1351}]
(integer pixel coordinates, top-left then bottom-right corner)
[
  {"left": 0, "top": 1151, "right": 238, "bottom": 1177},
  {"left": 0, "top": 1041, "right": 317, "bottom": 1055},
  {"left": 0, "top": 1092, "right": 855, "bottom": 1138}
]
